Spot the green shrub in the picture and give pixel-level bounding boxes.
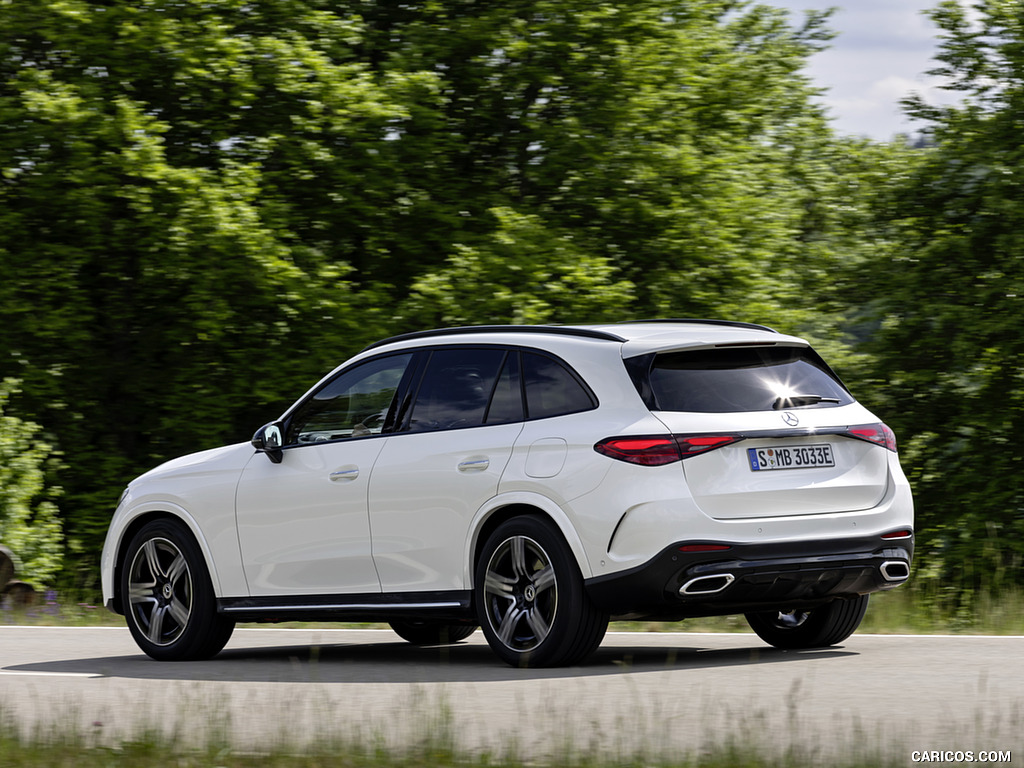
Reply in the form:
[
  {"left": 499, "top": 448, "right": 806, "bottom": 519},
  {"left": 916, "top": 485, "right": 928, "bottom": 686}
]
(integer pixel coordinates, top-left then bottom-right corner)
[{"left": 0, "top": 377, "right": 64, "bottom": 589}]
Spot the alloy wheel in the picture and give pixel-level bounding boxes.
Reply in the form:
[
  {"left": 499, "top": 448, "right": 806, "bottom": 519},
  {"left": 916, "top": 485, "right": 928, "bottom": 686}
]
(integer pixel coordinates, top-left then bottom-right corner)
[
  {"left": 481, "top": 534, "right": 558, "bottom": 652},
  {"left": 126, "top": 536, "right": 194, "bottom": 647}
]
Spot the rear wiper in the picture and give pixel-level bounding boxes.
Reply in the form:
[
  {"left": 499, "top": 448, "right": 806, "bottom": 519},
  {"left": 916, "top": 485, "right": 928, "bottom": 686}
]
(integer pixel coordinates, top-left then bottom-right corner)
[{"left": 773, "top": 394, "right": 842, "bottom": 410}]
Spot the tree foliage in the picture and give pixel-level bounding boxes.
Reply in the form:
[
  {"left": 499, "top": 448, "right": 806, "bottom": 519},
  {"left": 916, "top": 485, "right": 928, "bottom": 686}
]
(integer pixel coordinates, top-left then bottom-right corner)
[
  {"left": 863, "top": 0, "right": 1024, "bottom": 587},
  {"left": 379, "top": 1, "right": 846, "bottom": 330},
  {"left": 0, "top": 379, "right": 63, "bottom": 589},
  {"left": 0, "top": 0, "right": 397, "bottom": 560},
  {"left": 0, "top": 0, "right": 908, "bottom": 577}
]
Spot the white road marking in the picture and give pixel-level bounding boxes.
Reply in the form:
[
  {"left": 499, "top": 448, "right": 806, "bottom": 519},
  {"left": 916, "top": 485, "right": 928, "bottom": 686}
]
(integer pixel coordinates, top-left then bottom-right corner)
[{"left": 0, "top": 670, "right": 102, "bottom": 678}]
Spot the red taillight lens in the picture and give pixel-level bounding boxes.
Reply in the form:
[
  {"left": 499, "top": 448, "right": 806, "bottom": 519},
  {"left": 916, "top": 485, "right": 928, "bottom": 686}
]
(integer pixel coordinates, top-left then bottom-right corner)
[
  {"left": 675, "top": 435, "right": 744, "bottom": 456},
  {"left": 846, "top": 423, "right": 897, "bottom": 452},
  {"left": 594, "top": 437, "right": 682, "bottom": 466},
  {"left": 679, "top": 544, "right": 732, "bottom": 553},
  {"left": 595, "top": 434, "right": 744, "bottom": 465},
  {"left": 881, "top": 529, "right": 913, "bottom": 540}
]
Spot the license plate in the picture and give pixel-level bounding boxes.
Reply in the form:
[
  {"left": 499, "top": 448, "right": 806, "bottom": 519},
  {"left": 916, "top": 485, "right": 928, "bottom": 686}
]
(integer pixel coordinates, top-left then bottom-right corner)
[{"left": 748, "top": 444, "right": 835, "bottom": 471}]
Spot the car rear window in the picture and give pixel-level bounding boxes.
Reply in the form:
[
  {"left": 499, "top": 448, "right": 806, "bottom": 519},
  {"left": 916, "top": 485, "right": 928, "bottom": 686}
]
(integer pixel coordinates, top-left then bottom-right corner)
[{"left": 646, "top": 345, "right": 853, "bottom": 413}]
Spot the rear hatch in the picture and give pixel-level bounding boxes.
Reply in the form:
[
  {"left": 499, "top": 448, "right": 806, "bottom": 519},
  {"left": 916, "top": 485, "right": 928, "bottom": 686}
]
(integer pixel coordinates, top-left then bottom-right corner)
[{"left": 635, "top": 343, "right": 892, "bottom": 520}]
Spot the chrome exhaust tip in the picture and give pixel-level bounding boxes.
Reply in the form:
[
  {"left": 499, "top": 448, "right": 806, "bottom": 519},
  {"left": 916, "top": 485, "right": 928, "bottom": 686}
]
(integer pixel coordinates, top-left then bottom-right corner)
[
  {"left": 880, "top": 561, "right": 910, "bottom": 582},
  {"left": 680, "top": 573, "right": 735, "bottom": 596}
]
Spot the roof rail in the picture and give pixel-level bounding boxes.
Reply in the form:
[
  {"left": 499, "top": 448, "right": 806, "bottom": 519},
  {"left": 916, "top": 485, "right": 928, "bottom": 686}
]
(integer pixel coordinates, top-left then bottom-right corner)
[
  {"left": 361, "top": 324, "right": 627, "bottom": 351},
  {"left": 625, "top": 318, "right": 778, "bottom": 333}
]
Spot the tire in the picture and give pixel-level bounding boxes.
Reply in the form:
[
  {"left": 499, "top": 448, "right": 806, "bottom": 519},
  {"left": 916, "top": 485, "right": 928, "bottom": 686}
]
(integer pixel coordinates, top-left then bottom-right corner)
[
  {"left": 389, "top": 621, "right": 477, "bottom": 645},
  {"left": 475, "top": 516, "right": 608, "bottom": 668},
  {"left": 121, "top": 518, "right": 235, "bottom": 661},
  {"left": 745, "top": 595, "right": 869, "bottom": 650}
]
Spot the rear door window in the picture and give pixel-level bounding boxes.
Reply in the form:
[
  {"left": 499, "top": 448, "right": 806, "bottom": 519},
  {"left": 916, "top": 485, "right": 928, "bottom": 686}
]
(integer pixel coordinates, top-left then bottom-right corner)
[
  {"left": 407, "top": 348, "right": 508, "bottom": 431},
  {"left": 647, "top": 346, "right": 853, "bottom": 413},
  {"left": 484, "top": 352, "right": 524, "bottom": 425}
]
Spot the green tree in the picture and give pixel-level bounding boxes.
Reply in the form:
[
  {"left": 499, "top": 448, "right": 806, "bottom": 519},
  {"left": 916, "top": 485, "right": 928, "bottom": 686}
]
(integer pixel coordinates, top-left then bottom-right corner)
[
  {"left": 863, "top": 0, "right": 1024, "bottom": 589},
  {"left": 381, "top": 1, "right": 864, "bottom": 338},
  {"left": 0, "top": 0, "right": 416, "bottom": 561},
  {"left": 0, "top": 0, "right": 883, "bottom": 579},
  {"left": 399, "top": 207, "right": 635, "bottom": 326},
  {"left": 0, "top": 379, "right": 63, "bottom": 589}
]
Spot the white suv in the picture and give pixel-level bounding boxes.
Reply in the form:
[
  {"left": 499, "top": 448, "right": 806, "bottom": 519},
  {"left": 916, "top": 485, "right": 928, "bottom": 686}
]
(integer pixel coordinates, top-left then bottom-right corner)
[{"left": 100, "top": 320, "right": 914, "bottom": 666}]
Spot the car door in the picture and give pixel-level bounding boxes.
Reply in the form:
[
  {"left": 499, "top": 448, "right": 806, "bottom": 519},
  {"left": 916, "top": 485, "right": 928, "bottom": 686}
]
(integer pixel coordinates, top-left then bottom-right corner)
[
  {"left": 235, "top": 353, "right": 414, "bottom": 596},
  {"left": 368, "top": 346, "right": 524, "bottom": 593},
  {"left": 498, "top": 350, "right": 604, "bottom": 501}
]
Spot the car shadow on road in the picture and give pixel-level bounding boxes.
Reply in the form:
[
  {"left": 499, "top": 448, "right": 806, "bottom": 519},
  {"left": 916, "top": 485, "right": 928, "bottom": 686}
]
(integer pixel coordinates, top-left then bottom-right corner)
[{"left": 5, "top": 636, "right": 856, "bottom": 683}]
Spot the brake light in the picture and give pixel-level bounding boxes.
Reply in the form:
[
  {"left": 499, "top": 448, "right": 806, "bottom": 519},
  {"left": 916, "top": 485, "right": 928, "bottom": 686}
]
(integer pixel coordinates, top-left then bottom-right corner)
[
  {"left": 594, "top": 437, "right": 682, "bottom": 466},
  {"left": 846, "top": 423, "right": 897, "bottom": 452},
  {"left": 594, "top": 434, "right": 744, "bottom": 465}
]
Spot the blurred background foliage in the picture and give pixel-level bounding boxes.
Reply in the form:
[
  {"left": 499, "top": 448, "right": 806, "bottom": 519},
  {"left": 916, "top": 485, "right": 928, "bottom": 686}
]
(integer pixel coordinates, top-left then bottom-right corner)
[{"left": 0, "top": 0, "right": 1021, "bottom": 603}]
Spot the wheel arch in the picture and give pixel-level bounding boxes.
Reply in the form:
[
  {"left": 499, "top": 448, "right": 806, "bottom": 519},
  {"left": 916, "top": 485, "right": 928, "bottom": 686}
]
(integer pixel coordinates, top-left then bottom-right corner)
[
  {"left": 465, "top": 494, "right": 593, "bottom": 588},
  {"left": 109, "top": 505, "right": 221, "bottom": 614}
]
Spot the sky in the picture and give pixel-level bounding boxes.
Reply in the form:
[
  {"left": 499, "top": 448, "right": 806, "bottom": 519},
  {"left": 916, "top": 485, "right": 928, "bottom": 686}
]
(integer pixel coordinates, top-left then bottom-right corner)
[{"left": 767, "top": 0, "right": 955, "bottom": 140}]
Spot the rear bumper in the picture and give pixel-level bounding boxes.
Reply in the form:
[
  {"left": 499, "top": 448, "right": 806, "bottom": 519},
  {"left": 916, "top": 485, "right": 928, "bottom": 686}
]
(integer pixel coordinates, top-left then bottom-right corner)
[{"left": 585, "top": 531, "right": 913, "bottom": 620}]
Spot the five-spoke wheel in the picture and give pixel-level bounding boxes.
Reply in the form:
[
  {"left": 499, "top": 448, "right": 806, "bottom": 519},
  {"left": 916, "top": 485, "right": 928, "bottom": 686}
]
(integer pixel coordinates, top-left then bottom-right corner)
[
  {"left": 127, "top": 535, "right": 194, "bottom": 647},
  {"left": 121, "top": 519, "right": 234, "bottom": 660},
  {"left": 475, "top": 516, "right": 607, "bottom": 667},
  {"left": 481, "top": 534, "right": 558, "bottom": 652}
]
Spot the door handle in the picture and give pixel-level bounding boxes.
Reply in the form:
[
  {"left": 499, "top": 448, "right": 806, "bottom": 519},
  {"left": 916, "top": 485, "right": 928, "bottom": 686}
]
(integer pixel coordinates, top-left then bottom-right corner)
[
  {"left": 457, "top": 458, "right": 489, "bottom": 472},
  {"left": 329, "top": 467, "right": 359, "bottom": 481}
]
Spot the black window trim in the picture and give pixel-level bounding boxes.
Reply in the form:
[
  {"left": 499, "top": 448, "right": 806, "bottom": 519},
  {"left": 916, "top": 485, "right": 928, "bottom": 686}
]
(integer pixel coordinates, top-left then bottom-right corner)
[
  {"left": 280, "top": 343, "right": 602, "bottom": 448},
  {"left": 397, "top": 343, "right": 600, "bottom": 431},
  {"left": 481, "top": 349, "right": 515, "bottom": 425}
]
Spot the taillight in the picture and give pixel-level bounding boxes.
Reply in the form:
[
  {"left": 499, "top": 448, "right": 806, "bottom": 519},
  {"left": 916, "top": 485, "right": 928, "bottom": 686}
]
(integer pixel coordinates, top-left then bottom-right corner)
[
  {"left": 594, "top": 434, "right": 744, "bottom": 465},
  {"left": 845, "top": 423, "right": 897, "bottom": 452},
  {"left": 679, "top": 544, "right": 732, "bottom": 553},
  {"left": 675, "top": 434, "right": 744, "bottom": 457},
  {"left": 594, "top": 437, "right": 681, "bottom": 466}
]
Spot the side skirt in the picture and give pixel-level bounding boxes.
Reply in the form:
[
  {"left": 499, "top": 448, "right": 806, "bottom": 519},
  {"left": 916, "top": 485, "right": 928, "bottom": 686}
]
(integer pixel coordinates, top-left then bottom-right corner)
[{"left": 217, "top": 590, "right": 475, "bottom": 624}]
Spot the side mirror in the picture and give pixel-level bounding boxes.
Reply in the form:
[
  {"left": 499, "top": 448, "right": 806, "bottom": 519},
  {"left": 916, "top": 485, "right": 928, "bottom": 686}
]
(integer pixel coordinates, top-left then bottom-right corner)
[{"left": 252, "top": 423, "right": 284, "bottom": 464}]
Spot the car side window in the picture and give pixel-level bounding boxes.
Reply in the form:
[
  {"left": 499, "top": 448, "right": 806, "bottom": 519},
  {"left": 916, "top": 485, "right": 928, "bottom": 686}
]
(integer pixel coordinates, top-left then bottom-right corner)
[
  {"left": 407, "top": 348, "right": 507, "bottom": 432},
  {"left": 484, "top": 351, "right": 524, "bottom": 425},
  {"left": 522, "top": 351, "right": 596, "bottom": 419},
  {"left": 286, "top": 353, "right": 413, "bottom": 445}
]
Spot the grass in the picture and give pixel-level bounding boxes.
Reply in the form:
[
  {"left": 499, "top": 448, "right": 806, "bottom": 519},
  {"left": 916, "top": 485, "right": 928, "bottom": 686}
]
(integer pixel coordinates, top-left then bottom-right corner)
[
  {"left": 0, "top": 589, "right": 120, "bottom": 627},
  {"left": 0, "top": 698, "right": 918, "bottom": 768},
  {"left": 858, "top": 582, "right": 1024, "bottom": 634}
]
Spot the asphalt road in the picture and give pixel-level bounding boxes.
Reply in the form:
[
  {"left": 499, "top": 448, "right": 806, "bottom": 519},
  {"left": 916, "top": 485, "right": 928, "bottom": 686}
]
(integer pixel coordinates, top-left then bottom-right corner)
[{"left": 1, "top": 626, "right": 1021, "bottom": 761}]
